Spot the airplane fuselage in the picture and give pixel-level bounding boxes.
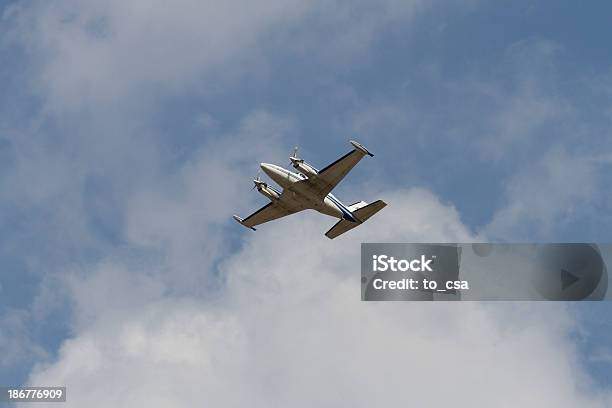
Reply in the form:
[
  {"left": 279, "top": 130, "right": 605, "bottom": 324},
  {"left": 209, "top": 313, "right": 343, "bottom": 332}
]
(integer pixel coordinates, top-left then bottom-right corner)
[
  {"left": 233, "top": 140, "right": 386, "bottom": 238},
  {"left": 260, "top": 163, "right": 357, "bottom": 222}
]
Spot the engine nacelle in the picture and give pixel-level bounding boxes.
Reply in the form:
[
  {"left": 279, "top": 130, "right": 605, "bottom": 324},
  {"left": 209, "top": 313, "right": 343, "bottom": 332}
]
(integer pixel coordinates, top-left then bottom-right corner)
[
  {"left": 257, "top": 185, "right": 280, "bottom": 201},
  {"left": 292, "top": 161, "right": 318, "bottom": 178}
]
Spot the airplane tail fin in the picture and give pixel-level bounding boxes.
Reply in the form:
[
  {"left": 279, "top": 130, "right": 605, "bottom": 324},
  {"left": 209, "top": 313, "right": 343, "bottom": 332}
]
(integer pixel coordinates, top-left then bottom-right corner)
[{"left": 325, "top": 200, "right": 386, "bottom": 239}]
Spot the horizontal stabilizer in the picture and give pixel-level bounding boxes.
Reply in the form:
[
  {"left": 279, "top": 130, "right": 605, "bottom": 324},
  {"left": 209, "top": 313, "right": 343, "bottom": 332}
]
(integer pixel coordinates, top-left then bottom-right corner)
[
  {"left": 325, "top": 200, "right": 386, "bottom": 239},
  {"left": 347, "top": 200, "right": 368, "bottom": 212}
]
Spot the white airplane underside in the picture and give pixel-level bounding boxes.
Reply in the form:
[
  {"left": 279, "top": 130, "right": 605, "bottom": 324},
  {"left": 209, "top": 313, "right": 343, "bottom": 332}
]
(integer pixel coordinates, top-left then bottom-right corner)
[{"left": 233, "top": 140, "right": 387, "bottom": 239}]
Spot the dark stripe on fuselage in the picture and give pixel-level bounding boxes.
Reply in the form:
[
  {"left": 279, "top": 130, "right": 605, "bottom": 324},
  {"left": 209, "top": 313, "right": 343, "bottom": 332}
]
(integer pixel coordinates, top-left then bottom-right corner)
[{"left": 327, "top": 194, "right": 357, "bottom": 222}]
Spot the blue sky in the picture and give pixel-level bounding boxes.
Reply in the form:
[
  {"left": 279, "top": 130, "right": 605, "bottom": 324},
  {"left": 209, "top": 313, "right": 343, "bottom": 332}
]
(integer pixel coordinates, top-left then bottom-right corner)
[{"left": 2, "top": 0, "right": 612, "bottom": 405}]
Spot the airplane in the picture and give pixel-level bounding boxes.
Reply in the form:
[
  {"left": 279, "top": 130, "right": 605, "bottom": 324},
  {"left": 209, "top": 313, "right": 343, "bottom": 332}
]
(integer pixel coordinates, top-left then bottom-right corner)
[{"left": 233, "top": 140, "right": 387, "bottom": 239}]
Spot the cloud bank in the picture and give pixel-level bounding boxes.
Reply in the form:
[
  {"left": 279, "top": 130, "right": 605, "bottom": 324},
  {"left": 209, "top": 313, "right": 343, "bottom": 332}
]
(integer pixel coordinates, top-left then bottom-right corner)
[{"left": 25, "top": 185, "right": 612, "bottom": 407}]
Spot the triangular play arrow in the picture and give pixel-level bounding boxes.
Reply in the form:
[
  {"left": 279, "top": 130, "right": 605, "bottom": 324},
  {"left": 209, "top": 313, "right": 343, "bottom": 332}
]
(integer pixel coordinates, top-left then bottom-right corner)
[{"left": 561, "top": 268, "right": 580, "bottom": 289}]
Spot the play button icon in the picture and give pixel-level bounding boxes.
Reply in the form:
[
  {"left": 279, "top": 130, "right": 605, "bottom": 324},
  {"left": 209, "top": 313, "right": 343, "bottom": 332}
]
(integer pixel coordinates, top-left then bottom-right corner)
[
  {"left": 534, "top": 244, "right": 607, "bottom": 300},
  {"left": 561, "top": 268, "right": 580, "bottom": 290}
]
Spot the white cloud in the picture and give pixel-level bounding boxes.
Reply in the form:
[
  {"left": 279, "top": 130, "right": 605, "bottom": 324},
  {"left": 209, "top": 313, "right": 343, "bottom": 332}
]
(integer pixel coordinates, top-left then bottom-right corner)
[
  {"left": 0, "top": 310, "right": 48, "bottom": 369},
  {"left": 22, "top": 186, "right": 612, "bottom": 407},
  {"left": 477, "top": 78, "right": 567, "bottom": 161},
  {"left": 3, "top": 0, "right": 431, "bottom": 113},
  {"left": 124, "top": 110, "right": 293, "bottom": 291},
  {"left": 4, "top": 0, "right": 303, "bottom": 110},
  {"left": 485, "top": 147, "right": 597, "bottom": 240}
]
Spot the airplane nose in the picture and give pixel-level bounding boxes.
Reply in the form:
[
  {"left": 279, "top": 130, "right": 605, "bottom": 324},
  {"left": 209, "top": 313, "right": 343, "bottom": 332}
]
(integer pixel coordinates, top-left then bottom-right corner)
[{"left": 260, "top": 163, "right": 273, "bottom": 176}]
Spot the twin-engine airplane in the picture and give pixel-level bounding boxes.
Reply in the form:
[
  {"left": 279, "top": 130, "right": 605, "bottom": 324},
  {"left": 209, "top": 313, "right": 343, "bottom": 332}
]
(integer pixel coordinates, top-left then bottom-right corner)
[{"left": 233, "top": 140, "right": 386, "bottom": 239}]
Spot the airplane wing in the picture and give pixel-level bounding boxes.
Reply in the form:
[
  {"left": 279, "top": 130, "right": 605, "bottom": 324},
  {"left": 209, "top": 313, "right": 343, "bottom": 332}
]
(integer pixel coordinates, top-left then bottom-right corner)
[
  {"left": 305, "top": 140, "right": 373, "bottom": 198},
  {"left": 235, "top": 202, "right": 300, "bottom": 230},
  {"left": 234, "top": 184, "right": 311, "bottom": 231}
]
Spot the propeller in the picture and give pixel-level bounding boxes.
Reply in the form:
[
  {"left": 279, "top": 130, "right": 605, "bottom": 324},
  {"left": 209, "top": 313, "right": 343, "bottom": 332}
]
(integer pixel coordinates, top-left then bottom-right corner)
[
  {"left": 289, "top": 146, "right": 303, "bottom": 166},
  {"left": 252, "top": 170, "right": 266, "bottom": 190}
]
